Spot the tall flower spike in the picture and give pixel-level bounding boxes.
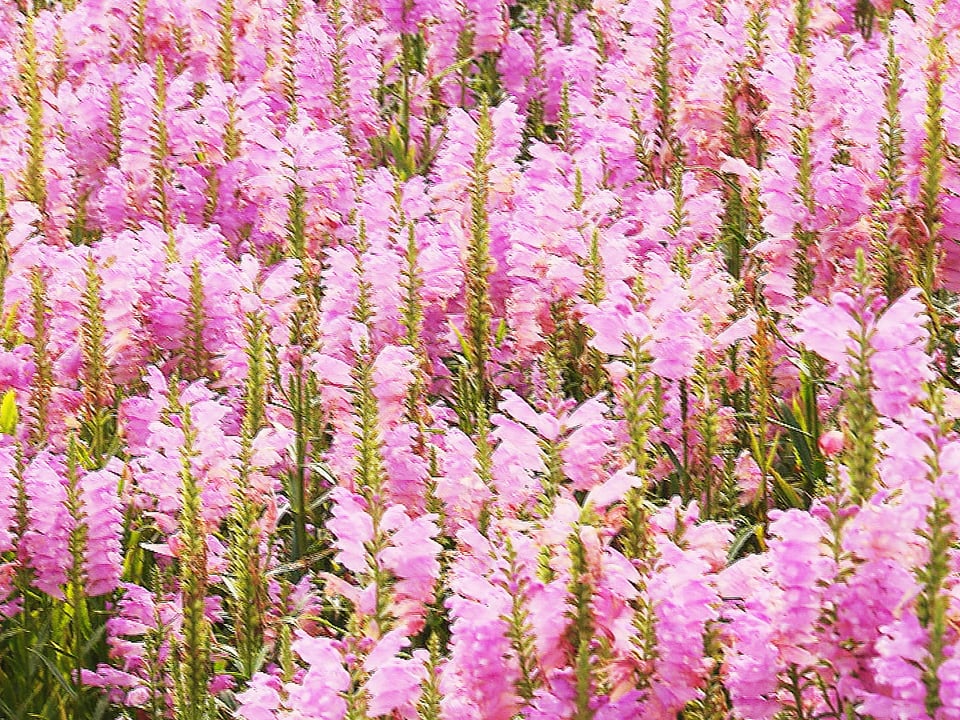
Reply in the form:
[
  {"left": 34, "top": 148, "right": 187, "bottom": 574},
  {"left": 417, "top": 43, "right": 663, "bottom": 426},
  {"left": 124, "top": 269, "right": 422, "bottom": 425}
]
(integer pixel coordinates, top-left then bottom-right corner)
[
  {"left": 150, "top": 55, "right": 171, "bottom": 233},
  {"left": 916, "top": 390, "right": 955, "bottom": 718},
  {"left": 286, "top": 296, "right": 317, "bottom": 565},
  {"left": 80, "top": 256, "right": 109, "bottom": 411},
  {"left": 171, "top": 402, "right": 216, "bottom": 720},
  {"left": 535, "top": 344, "right": 569, "bottom": 517},
  {"left": 919, "top": 490, "right": 953, "bottom": 718},
  {"left": 243, "top": 310, "right": 267, "bottom": 434},
  {"left": 790, "top": 0, "right": 817, "bottom": 298},
  {"left": 281, "top": 0, "right": 301, "bottom": 124},
  {"left": 557, "top": 81, "right": 573, "bottom": 154},
  {"left": 567, "top": 519, "right": 598, "bottom": 720},
  {"left": 464, "top": 98, "right": 495, "bottom": 412},
  {"left": 872, "top": 35, "right": 907, "bottom": 301},
  {"left": 417, "top": 631, "right": 444, "bottom": 720},
  {"left": 286, "top": 177, "right": 307, "bottom": 265},
  {"left": 107, "top": 82, "right": 124, "bottom": 167},
  {"left": 79, "top": 255, "right": 116, "bottom": 466},
  {"left": 184, "top": 260, "right": 212, "bottom": 381},
  {"left": 28, "top": 268, "right": 53, "bottom": 446},
  {"left": 525, "top": 12, "right": 547, "bottom": 141},
  {"left": 79, "top": 460, "right": 122, "bottom": 598},
  {"left": 577, "top": 226, "right": 607, "bottom": 397},
  {"left": 502, "top": 533, "right": 542, "bottom": 704},
  {"left": 399, "top": 219, "right": 434, "bottom": 459},
  {"left": 217, "top": 0, "right": 236, "bottom": 84},
  {"left": 348, "top": 235, "right": 393, "bottom": 634},
  {"left": 915, "top": 17, "right": 945, "bottom": 301},
  {"left": 746, "top": 315, "right": 775, "bottom": 530},
  {"left": 132, "top": 0, "right": 149, "bottom": 64},
  {"left": 170, "top": 15, "right": 190, "bottom": 76},
  {"left": 226, "top": 408, "right": 269, "bottom": 680},
  {"left": 622, "top": 333, "right": 656, "bottom": 491},
  {"left": 473, "top": 400, "right": 497, "bottom": 535},
  {"left": 693, "top": 360, "right": 723, "bottom": 519},
  {"left": 64, "top": 435, "right": 91, "bottom": 708},
  {"left": 0, "top": 178, "right": 9, "bottom": 306},
  {"left": 327, "top": 0, "right": 357, "bottom": 152},
  {"left": 19, "top": 16, "right": 46, "bottom": 214},
  {"left": 225, "top": 311, "right": 271, "bottom": 677},
  {"left": 50, "top": 23, "right": 66, "bottom": 91},
  {"left": 843, "top": 255, "right": 879, "bottom": 503},
  {"left": 652, "top": 0, "right": 680, "bottom": 182},
  {"left": 58, "top": 435, "right": 123, "bottom": 714}
]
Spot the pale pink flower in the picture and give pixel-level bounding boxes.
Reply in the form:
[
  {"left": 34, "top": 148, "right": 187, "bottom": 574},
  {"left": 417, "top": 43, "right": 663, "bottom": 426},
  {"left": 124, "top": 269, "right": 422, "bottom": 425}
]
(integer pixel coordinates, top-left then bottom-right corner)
[{"left": 328, "top": 488, "right": 374, "bottom": 575}]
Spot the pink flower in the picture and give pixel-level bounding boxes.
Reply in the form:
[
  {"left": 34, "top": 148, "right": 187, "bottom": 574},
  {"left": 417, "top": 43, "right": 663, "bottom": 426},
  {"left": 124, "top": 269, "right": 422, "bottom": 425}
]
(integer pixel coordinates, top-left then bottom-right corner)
[
  {"left": 285, "top": 633, "right": 350, "bottom": 720},
  {"left": 862, "top": 614, "right": 931, "bottom": 720},
  {"left": 870, "top": 289, "right": 933, "bottom": 419},
  {"left": 646, "top": 541, "right": 721, "bottom": 717},
  {"left": 794, "top": 295, "right": 859, "bottom": 372},
  {"left": 328, "top": 489, "right": 374, "bottom": 575},
  {"left": 734, "top": 451, "right": 763, "bottom": 504},
  {"left": 379, "top": 508, "right": 441, "bottom": 628},
  {"left": 939, "top": 657, "right": 960, "bottom": 719},
  {"left": 586, "top": 463, "right": 642, "bottom": 509},
  {"left": 372, "top": 345, "right": 417, "bottom": 428},
  {"left": 366, "top": 651, "right": 428, "bottom": 717},
  {"left": 22, "top": 454, "right": 71, "bottom": 599},
  {"left": 82, "top": 459, "right": 124, "bottom": 596},
  {"left": 818, "top": 430, "right": 845, "bottom": 457},
  {"left": 380, "top": 511, "right": 441, "bottom": 584}
]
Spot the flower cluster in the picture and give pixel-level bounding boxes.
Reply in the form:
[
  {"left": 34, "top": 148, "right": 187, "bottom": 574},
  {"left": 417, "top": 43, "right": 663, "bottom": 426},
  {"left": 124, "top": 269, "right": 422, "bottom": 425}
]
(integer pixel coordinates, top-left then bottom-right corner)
[{"left": 1, "top": 0, "right": 960, "bottom": 718}]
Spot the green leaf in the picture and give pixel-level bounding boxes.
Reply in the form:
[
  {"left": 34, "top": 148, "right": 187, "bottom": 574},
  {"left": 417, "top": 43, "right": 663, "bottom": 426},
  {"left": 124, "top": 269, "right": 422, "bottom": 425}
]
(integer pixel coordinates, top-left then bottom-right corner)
[
  {"left": 0, "top": 388, "right": 17, "bottom": 435},
  {"left": 777, "top": 400, "right": 824, "bottom": 492},
  {"left": 770, "top": 469, "right": 804, "bottom": 509},
  {"left": 727, "top": 523, "right": 761, "bottom": 563},
  {"left": 449, "top": 322, "right": 474, "bottom": 365},
  {"left": 659, "top": 442, "right": 687, "bottom": 498},
  {"left": 26, "top": 647, "right": 76, "bottom": 698},
  {"left": 495, "top": 318, "right": 508, "bottom": 345}
]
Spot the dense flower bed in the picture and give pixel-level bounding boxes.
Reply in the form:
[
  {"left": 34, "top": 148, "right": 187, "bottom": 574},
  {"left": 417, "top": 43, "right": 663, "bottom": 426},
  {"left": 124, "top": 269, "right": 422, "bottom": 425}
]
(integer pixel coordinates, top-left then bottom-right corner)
[{"left": 0, "top": 0, "right": 959, "bottom": 718}]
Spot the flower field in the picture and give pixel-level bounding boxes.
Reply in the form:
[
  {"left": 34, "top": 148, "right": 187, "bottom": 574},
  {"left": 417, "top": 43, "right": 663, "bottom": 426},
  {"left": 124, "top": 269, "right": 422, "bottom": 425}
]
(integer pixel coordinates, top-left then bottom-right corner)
[{"left": 1, "top": 0, "right": 960, "bottom": 717}]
